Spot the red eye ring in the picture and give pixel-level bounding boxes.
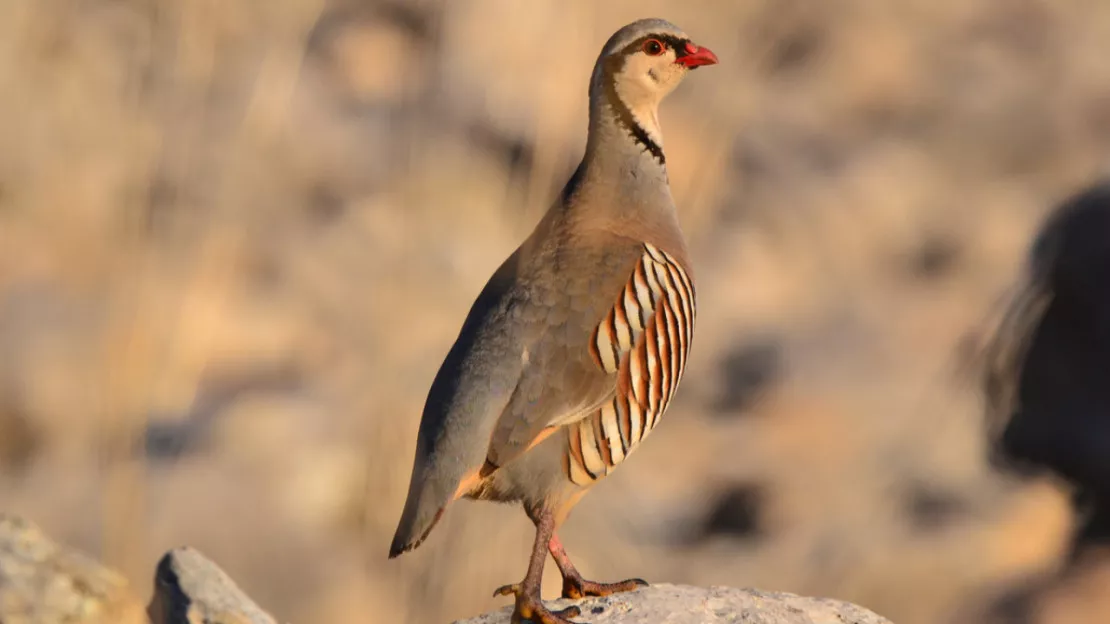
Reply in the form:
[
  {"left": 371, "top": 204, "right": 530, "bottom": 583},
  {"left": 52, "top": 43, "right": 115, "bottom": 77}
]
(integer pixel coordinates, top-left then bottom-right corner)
[{"left": 642, "top": 39, "right": 665, "bottom": 56}]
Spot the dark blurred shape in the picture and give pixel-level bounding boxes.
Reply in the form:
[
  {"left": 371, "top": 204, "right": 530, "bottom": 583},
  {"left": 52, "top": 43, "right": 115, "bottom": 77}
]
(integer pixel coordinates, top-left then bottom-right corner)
[
  {"left": 693, "top": 482, "right": 767, "bottom": 542},
  {"left": 765, "top": 24, "right": 823, "bottom": 74},
  {"left": 0, "top": 285, "right": 85, "bottom": 475},
  {"left": 466, "top": 122, "right": 536, "bottom": 182},
  {"left": 143, "top": 362, "right": 305, "bottom": 462},
  {"left": 144, "top": 418, "right": 207, "bottom": 463},
  {"left": 977, "top": 580, "right": 1041, "bottom": 624},
  {"left": 974, "top": 180, "right": 1110, "bottom": 622},
  {"left": 1078, "top": 499, "right": 1110, "bottom": 546},
  {"left": 713, "top": 338, "right": 783, "bottom": 416},
  {"left": 373, "top": 0, "right": 435, "bottom": 42},
  {"left": 981, "top": 181, "right": 1110, "bottom": 552},
  {"left": 244, "top": 248, "right": 285, "bottom": 292},
  {"left": 305, "top": 185, "right": 346, "bottom": 226},
  {"left": 742, "top": 0, "right": 827, "bottom": 76},
  {"left": 902, "top": 481, "right": 968, "bottom": 531},
  {"left": 0, "top": 399, "right": 41, "bottom": 475},
  {"left": 145, "top": 176, "right": 180, "bottom": 234},
  {"left": 907, "top": 234, "right": 962, "bottom": 282},
  {"left": 732, "top": 139, "right": 771, "bottom": 184},
  {"left": 718, "top": 124, "right": 851, "bottom": 230}
]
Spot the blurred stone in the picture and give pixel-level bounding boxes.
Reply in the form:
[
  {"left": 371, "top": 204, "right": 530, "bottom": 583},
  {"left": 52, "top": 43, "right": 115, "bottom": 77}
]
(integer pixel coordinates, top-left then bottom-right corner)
[
  {"left": 144, "top": 417, "right": 208, "bottom": 462},
  {"left": 696, "top": 483, "right": 768, "bottom": 542},
  {"left": 902, "top": 481, "right": 969, "bottom": 532},
  {"left": 0, "top": 514, "right": 147, "bottom": 624},
  {"left": 0, "top": 400, "right": 41, "bottom": 473},
  {"left": 713, "top": 338, "right": 783, "bottom": 415},
  {"left": 454, "top": 584, "right": 893, "bottom": 624},
  {"left": 906, "top": 234, "right": 962, "bottom": 282},
  {"left": 143, "top": 361, "right": 307, "bottom": 464},
  {"left": 149, "top": 547, "right": 277, "bottom": 624},
  {"left": 742, "top": 0, "right": 829, "bottom": 76}
]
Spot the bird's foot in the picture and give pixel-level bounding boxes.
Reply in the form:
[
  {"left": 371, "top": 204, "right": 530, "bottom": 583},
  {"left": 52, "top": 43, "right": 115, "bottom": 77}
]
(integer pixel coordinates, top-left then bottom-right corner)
[
  {"left": 560, "top": 575, "right": 648, "bottom": 600},
  {"left": 493, "top": 584, "right": 583, "bottom": 624}
]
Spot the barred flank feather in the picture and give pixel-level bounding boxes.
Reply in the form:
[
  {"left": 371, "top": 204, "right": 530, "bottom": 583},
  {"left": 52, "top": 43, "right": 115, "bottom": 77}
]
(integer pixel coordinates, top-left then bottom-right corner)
[{"left": 570, "top": 243, "right": 695, "bottom": 485}]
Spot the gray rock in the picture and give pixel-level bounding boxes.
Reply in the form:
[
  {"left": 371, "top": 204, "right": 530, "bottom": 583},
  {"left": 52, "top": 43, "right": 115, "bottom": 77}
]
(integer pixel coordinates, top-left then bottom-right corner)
[
  {"left": 148, "top": 546, "right": 279, "bottom": 624},
  {"left": 453, "top": 583, "right": 893, "bottom": 624}
]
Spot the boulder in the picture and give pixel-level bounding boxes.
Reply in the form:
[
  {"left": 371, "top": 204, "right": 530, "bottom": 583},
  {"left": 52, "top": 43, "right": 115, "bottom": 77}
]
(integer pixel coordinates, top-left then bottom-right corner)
[
  {"left": 0, "top": 514, "right": 147, "bottom": 624},
  {"left": 453, "top": 583, "right": 893, "bottom": 624}
]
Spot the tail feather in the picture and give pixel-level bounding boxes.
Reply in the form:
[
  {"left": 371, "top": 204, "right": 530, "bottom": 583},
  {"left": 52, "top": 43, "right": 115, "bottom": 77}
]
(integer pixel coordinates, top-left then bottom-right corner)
[
  {"left": 389, "top": 506, "right": 445, "bottom": 559},
  {"left": 388, "top": 456, "right": 459, "bottom": 559}
]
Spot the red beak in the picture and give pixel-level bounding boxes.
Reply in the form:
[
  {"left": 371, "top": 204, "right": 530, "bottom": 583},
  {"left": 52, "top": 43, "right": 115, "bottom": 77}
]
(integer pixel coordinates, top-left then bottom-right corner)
[{"left": 676, "top": 41, "right": 719, "bottom": 68}]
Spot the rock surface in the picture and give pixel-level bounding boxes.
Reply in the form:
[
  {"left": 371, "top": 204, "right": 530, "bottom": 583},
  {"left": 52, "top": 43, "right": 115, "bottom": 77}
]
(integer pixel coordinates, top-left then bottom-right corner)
[
  {"left": 453, "top": 584, "right": 894, "bottom": 624},
  {"left": 148, "top": 547, "right": 279, "bottom": 624},
  {"left": 1, "top": 513, "right": 891, "bottom": 624},
  {"left": 0, "top": 513, "right": 281, "bottom": 624},
  {"left": 0, "top": 514, "right": 147, "bottom": 624}
]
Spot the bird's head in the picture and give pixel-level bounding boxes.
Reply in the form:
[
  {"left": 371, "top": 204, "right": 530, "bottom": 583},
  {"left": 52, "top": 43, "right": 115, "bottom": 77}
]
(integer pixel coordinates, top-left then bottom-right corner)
[{"left": 593, "top": 18, "right": 718, "bottom": 111}]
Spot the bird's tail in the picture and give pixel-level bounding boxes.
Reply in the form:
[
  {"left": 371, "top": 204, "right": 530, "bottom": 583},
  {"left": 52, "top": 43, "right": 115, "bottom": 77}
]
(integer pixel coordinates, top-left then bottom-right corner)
[
  {"left": 388, "top": 458, "right": 457, "bottom": 558},
  {"left": 389, "top": 504, "right": 446, "bottom": 558}
]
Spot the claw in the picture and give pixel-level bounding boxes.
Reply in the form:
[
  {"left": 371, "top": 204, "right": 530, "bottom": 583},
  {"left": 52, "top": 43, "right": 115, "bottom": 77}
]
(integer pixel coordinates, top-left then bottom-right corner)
[{"left": 493, "top": 583, "right": 521, "bottom": 598}]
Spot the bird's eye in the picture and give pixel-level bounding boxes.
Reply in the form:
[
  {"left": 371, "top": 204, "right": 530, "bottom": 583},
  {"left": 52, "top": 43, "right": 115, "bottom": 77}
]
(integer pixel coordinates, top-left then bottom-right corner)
[{"left": 642, "top": 39, "right": 664, "bottom": 56}]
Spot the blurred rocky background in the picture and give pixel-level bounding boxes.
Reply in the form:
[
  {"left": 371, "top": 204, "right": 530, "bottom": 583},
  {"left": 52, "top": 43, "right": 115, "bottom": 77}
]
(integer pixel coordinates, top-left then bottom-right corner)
[{"left": 1, "top": 0, "right": 1109, "bottom": 622}]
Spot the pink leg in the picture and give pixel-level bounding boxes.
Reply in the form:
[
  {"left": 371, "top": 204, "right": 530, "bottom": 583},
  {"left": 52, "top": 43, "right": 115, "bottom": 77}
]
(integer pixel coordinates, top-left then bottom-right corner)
[
  {"left": 492, "top": 506, "right": 584, "bottom": 623},
  {"left": 547, "top": 533, "right": 648, "bottom": 600}
]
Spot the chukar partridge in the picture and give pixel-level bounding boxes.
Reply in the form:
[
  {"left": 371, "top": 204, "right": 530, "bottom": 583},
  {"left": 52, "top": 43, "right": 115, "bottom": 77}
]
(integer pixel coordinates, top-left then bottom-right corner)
[{"left": 390, "top": 18, "right": 717, "bottom": 624}]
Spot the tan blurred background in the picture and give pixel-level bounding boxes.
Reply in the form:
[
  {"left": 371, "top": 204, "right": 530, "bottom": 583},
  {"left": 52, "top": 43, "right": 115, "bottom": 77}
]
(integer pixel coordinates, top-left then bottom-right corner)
[{"left": 1, "top": 0, "right": 1109, "bottom": 622}]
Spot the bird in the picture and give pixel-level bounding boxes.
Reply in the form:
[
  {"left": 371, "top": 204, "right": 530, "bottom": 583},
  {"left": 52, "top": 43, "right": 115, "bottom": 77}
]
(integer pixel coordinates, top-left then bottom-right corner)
[
  {"left": 972, "top": 182, "right": 1110, "bottom": 623},
  {"left": 980, "top": 181, "right": 1110, "bottom": 552},
  {"left": 389, "top": 18, "right": 718, "bottom": 624}
]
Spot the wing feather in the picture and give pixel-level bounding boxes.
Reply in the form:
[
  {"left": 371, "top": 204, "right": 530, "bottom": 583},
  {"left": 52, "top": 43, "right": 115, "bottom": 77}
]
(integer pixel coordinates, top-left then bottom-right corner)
[{"left": 483, "top": 238, "right": 657, "bottom": 470}]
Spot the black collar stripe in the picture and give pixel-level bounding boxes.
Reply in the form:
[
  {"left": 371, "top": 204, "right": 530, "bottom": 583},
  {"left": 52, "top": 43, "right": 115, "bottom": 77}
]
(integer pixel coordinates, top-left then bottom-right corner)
[{"left": 603, "top": 32, "right": 688, "bottom": 167}]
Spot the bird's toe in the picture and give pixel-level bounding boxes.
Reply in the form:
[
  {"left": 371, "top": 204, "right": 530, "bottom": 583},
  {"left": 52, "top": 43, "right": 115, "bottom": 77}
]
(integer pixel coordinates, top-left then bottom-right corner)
[
  {"left": 505, "top": 591, "right": 585, "bottom": 624},
  {"left": 493, "top": 583, "right": 521, "bottom": 598},
  {"left": 562, "top": 576, "right": 648, "bottom": 599}
]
